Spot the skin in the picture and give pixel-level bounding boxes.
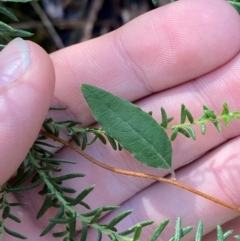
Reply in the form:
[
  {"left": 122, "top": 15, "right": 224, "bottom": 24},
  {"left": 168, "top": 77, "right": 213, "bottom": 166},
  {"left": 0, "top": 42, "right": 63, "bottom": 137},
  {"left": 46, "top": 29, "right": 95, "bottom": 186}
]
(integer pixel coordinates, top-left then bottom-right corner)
[{"left": 1, "top": 0, "right": 240, "bottom": 240}]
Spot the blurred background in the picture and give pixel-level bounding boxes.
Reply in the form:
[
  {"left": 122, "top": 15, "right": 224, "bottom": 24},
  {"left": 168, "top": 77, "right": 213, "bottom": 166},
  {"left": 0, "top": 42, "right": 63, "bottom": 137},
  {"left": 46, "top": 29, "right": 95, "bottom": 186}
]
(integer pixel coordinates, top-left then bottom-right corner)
[{"left": 0, "top": 0, "right": 169, "bottom": 53}]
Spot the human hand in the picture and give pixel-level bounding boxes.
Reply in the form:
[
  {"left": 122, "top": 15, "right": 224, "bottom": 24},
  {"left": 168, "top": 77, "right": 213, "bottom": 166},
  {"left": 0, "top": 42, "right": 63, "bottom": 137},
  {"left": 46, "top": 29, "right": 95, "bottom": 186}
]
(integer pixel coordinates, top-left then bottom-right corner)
[{"left": 1, "top": 0, "right": 240, "bottom": 240}]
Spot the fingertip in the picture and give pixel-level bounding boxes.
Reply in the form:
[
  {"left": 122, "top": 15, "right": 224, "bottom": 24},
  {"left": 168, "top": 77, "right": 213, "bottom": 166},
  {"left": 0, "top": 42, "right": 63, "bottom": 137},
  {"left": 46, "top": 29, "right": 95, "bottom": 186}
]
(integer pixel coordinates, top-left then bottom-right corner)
[{"left": 0, "top": 39, "right": 55, "bottom": 184}]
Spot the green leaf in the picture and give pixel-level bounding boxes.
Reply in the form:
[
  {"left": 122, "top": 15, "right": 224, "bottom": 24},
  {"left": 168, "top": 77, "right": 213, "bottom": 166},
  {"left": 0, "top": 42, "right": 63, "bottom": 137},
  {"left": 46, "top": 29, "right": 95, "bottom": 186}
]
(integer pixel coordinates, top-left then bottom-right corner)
[
  {"left": 2, "top": 205, "right": 10, "bottom": 219},
  {"left": 106, "top": 210, "right": 132, "bottom": 229},
  {"left": 151, "top": 0, "right": 158, "bottom": 6},
  {"left": 174, "top": 217, "right": 181, "bottom": 241},
  {"left": 160, "top": 107, "right": 168, "bottom": 128},
  {"left": 149, "top": 219, "right": 169, "bottom": 241},
  {"left": 82, "top": 206, "right": 119, "bottom": 217},
  {"left": 96, "top": 230, "right": 102, "bottom": 241},
  {"left": 201, "top": 123, "right": 206, "bottom": 135},
  {"left": 178, "top": 127, "right": 190, "bottom": 138},
  {"left": 90, "top": 208, "right": 103, "bottom": 224},
  {"left": 50, "top": 173, "right": 85, "bottom": 182},
  {"left": 223, "top": 230, "right": 233, "bottom": 239},
  {"left": 53, "top": 231, "right": 68, "bottom": 237},
  {"left": 185, "top": 108, "right": 194, "bottom": 124},
  {"left": 4, "top": 227, "right": 27, "bottom": 239},
  {"left": 133, "top": 225, "right": 142, "bottom": 241},
  {"left": 0, "top": 6, "right": 18, "bottom": 21},
  {"left": 6, "top": 180, "right": 42, "bottom": 192},
  {"left": 185, "top": 126, "right": 196, "bottom": 140},
  {"left": 69, "top": 185, "right": 94, "bottom": 206},
  {"left": 8, "top": 213, "right": 21, "bottom": 223},
  {"left": 119, "top": 220, "right": 154, "bottom": 236},
  {"left": 212, "top": 120, "right": 221, "bottom": 132},
  {"left": 180, "top": 104, "right": 187, "bottom": 124},
  {"left": 170, "top": 128, "right": 178, "bottom": 141},
  {"left": 228, "top": 1, "right": 240, "bottom": 14},
  {"left": 80, "top": 222, "right": 88, "bottom": 241},
  {"left": 40, "top": 204, "right": 64, "bottom": 236},
  {"left": 36, "top": 196, "right": 52, "bottom": 219},
  {"left": 195, "top": 220, "right": 203, "bottom": 241},
  {"left": 217, "top": 226, "right": 224, "bottom": 241},
  {"left": 81, "top": 84, "right": 172, "bottom": 170}
]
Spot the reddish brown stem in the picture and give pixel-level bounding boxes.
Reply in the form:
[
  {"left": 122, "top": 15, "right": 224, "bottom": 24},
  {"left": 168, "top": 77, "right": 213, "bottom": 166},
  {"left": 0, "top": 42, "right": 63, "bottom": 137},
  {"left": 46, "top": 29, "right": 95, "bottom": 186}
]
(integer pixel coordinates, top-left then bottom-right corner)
[{"left": 40, "top": 130, "right": 240, "bottom": 212}]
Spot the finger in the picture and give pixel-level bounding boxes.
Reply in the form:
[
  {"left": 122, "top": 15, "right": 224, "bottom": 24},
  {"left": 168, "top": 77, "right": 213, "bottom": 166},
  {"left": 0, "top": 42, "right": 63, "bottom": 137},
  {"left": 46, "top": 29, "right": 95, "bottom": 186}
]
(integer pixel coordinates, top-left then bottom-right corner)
[
  {"left": 50, "top": 0, "right": 240, "bottom": 124},
  {"left": 0, "top": 38, "right": 55, "bottom": 185},
  {"left": 84, "top": 137, "right": 240, "bottom": 241},
  {"left": 46, "top": 48, "right": 240, "bottom": 218}
]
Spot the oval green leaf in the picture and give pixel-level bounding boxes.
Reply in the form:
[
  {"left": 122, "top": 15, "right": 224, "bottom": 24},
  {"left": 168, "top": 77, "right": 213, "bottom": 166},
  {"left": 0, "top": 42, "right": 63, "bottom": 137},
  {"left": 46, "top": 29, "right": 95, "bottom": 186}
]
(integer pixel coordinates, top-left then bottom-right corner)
[{"left": 81, "top": 84, "right": 172, "bottom": 170}]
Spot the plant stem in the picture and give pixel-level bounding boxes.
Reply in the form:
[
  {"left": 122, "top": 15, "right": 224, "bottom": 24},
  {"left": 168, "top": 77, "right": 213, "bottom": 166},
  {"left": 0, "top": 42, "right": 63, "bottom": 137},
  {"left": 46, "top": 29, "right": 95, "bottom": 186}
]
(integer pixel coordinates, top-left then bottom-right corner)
[{"left": 41, "top": 130, "right": 240, "bottom": 213}]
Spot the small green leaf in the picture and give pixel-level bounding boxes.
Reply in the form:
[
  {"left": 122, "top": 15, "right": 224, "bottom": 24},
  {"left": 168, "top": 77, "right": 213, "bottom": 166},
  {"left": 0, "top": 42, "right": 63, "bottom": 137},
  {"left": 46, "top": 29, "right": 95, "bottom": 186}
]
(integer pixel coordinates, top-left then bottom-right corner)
[
  {"left": 106, "top": 135, "right": 117, "bottom": 150},
  {"left": 4, "top": 227, "right": 27, "bottom": 240},
  {"left": 53, "top": 231, "right": 68, "bottom": 237},
  {"left": 160, "top": 107, "right": 168, "bottom": 128},
  {"left": 69, "top": 185, "right": 94, "bottom": 206},
  {"left": 0, "top": 6, "right": 18, "bottom": 21},
  {"left": 2, "top": 205, "right": 10, "bottom": 219},
  {"left": 82, "top": 206, "right": 119, "bottom": 217},
  {"left": 90, "top": 208, "right": 103, "bottom": 224},
  {"left": 212, "top": 120, "right": 221, "bottom": 132},
  {"left": 149, "top": 219, "right": 169, "bottom": 241},
  {"left": 217, "top": 226, "right": 224, "bottom": 241},
  {"left": 107, "top": 210, "right": 132, "bottom": 229},
  {"left": 80, "top": 222, "right": 88, "bottom": 241},
  {"left": 185, "top": 108, "right": 194, "bottom": 124},
  {"left": 170, "top": 128, "right": 178, "bottom": 141},
  {"left": 96, "top": 230, "right": 102, "bottom": 241},
  {"left": 223, "top": 230, "right": 233, "bottom": 239},
  {"left": 50, "top": 173, "right": 85, "bottom": 182},
  {"left": 8, "top": 213, "right": 21, "bottom": 223},
  {"left": 234, "top": 234, "right": 240, "bottom": 240},
  {"left": 37, "top": 196, "right": 52, "bottom": 219},
  {"left": 82, "top": 84, "right": 172, "bottom": 170},
  {"left": 195, "top": 220, "right": 203, "bottom": 241},
  {"left": 185, "top": 126, "right": 196, "bottom": 140},
  {"left": 133, "top": 225, "right": 142, "bottom": 241},
  {"left": 119, "top": 220, "right": 154, "bottom": 236},
  {"left": 151, "top": 0, "right": 158, "bottom": 6},
  {"left": 180, "top": 104, "right": 187, "bottom": 124},
  {"left": 40, "top": 204, "right": 64, "bottom": 236},
  {"left": 178, "top": 127, "right": 190, "bottom": 138},
  {"left": 6, "top": 180, "right": 42, "bottom": 192},
  {"left": 201, "top": 123, "right": 206, "bottom": 135},
  {"left": 174, "top": 217, "right": 181, "bottom": 241}
]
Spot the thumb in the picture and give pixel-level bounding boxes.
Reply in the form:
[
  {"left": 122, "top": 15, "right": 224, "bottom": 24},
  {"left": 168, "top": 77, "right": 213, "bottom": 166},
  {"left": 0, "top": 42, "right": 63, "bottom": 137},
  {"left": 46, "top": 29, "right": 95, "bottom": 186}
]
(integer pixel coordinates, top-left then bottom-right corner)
[{"left": 0, "top": 38, "right": 55, "bottom": 185}]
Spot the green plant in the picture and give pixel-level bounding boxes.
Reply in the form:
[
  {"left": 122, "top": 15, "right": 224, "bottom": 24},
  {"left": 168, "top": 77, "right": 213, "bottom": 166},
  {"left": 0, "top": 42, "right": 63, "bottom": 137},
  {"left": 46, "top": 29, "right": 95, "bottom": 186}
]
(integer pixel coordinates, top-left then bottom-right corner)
[{"left": 1, "top": 0, "right": 240, "bottom": 240}]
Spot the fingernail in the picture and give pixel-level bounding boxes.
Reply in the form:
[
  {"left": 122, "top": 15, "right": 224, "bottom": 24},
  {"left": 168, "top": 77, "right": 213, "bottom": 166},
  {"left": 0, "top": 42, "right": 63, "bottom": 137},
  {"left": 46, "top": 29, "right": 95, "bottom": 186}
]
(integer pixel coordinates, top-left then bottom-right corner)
[{"left": 0, "top": 38, "right": 31, "bottom": 87}]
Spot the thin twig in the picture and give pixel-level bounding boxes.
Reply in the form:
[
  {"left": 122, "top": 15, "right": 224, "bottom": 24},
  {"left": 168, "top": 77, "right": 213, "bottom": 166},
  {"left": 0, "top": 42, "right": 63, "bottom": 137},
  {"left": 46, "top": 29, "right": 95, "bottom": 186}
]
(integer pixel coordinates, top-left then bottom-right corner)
[
  {"left": 40, "top": 130, "right": 240, "bottom": 213},
  {"left": 30, "top": 1, "right": 64, "bottom": 49}
]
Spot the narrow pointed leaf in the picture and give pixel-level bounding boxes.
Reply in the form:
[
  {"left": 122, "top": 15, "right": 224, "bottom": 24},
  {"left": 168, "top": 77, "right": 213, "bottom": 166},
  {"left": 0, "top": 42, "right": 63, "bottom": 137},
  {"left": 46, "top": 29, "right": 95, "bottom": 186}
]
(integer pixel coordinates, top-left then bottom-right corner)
[
  {"left": 90, "top": 208, "right": 103, "bottom": 224},
  {"left": 119, "top": 220, "right": 154, "bottom": 236},
  {"left": 185, "top": 126, "right": 196, "bottom": 140},
  {"left": 37, "top": 196, "right": 52, "bottom": 219},
  {"left": 133, "top": 225, "right": 142, "bottom": 241},
  {"left": 4, "top": 227, "right": 27, "bottom": 239},
  {"left": 80, "top": 222, "right": 88, "bottom": 241},
  {"left": 70, "top": 186, "right": 94, "bottom": 206},
  {"left": 107, "top": 210, "right": 132, "bottom": 229},
  {"left": 149, "top": 219, "right": 169, "bottom": 241},
  {"left": 160, "top": 107, "right": 168, "bottom": 128},
  {"left": 201, "top": 123, "right": 206, "bottom": 135},
  {"left": 223, "top": 230, "right": 233, "bottom": 239},
  {"left": 0, "top": 6, "right": 18, "bottom": 21},
  {"left": 8, "top": 213, "right": 21, "bottom": 223},
  {"left": 170, "top": 128, "right": 178, "bottom": 141},
  {"left": 195, "top": 220, "right": 203, "bottom": 241},
  {"left": 82, "top": 85, "right": 172, "bottom": 170},
  {"left": 53, "top": 231, "right": 68, "bottom": 237},
  {"left": 180, "top": 104, "right": 187, "bottom": 124}
]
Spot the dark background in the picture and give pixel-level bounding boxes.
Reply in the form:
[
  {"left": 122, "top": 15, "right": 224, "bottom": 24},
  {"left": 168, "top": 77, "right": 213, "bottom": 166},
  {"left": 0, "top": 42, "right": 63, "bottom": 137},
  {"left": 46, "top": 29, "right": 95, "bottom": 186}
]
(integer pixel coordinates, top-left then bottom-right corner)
[{"left": 0, "top": 0, "right": 168, "bottom": 52}]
